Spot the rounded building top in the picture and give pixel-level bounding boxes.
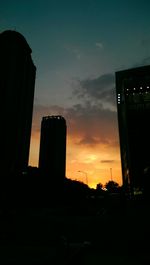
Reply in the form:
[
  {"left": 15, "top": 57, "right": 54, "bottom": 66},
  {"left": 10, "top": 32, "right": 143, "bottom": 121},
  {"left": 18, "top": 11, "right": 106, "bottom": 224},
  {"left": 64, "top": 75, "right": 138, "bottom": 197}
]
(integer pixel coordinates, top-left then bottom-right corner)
[
  {"left": 42, "top": 116, "right": 66, "bottom": 126},
  {"left": 43, "top": 115, "right": 66, "bottom": 121},
  {"left": 0, "top": 30, "right": 32, "bottom": 53}
]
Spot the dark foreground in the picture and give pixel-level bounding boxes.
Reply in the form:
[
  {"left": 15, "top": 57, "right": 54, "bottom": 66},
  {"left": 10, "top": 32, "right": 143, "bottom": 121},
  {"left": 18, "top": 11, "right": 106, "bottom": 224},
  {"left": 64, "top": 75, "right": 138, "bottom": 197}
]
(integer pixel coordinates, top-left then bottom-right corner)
[{"left": 0, "top": 198, "right": 150, "bottom": 264}]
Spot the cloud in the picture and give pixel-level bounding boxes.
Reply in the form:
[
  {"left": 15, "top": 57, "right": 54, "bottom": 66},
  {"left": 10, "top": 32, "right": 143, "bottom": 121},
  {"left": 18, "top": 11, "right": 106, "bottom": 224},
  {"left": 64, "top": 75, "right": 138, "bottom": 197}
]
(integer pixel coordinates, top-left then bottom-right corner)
[
  {"left": 95, "top": 42, "right": 103, "bottom": 49},
  {"left": 32, "top": 101, "right": 119, "bottom": 148},
  {"left": 31, "top": 71, "right": 120, "bottom": 149},
  {"left": 73, "top": 73, "right": 116, "bottom": 108},
  {"left": 77, "top": 135, "right": 100, "bottom": 146},
  {"left": 101, "top": 160, "right": 115, "bottom": 163}
]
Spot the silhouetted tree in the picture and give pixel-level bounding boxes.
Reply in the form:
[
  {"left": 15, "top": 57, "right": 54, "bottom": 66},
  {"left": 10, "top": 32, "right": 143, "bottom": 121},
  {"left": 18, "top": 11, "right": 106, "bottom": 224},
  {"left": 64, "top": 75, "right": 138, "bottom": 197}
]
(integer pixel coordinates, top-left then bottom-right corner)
[
  {"left": 96, "top": 183, "right": 103, "bottom": 190},
  {"left": 105, "top": 181, "right": 119, "bottom": 193},
  {"left": 64, "top": 178, "right": 89, "bottom": 202}
]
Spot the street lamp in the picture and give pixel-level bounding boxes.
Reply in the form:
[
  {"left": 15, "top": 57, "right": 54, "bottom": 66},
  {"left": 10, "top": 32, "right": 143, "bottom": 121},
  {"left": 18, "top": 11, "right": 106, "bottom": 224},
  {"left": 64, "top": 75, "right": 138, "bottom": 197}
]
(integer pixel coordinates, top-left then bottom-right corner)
[
  {"left": 110, "top": 168, "right": 113, "bottom": 181},
  {"left": 78, "top": 170, "right": 88, "bottom": 185}
]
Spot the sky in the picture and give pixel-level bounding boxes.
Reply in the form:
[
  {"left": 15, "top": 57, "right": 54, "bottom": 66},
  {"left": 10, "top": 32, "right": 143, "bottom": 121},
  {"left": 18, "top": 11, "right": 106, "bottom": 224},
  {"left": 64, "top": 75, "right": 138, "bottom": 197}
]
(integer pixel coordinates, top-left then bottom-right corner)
[{"left": 1, "top": 0, "right": 150, "bottom": 188}]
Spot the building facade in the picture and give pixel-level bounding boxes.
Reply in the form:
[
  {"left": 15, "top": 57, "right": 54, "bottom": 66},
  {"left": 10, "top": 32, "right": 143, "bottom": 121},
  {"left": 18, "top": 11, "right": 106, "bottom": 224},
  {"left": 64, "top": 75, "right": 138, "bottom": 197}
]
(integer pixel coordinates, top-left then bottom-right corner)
[
  {"left": 39, "top": 116, "right": 67, "bottom": 188},
  {"left": 0, "top": 30, "right": 36, "bottom": 177},
  {"left": 116, "top": 65, "right": 150, "bottom": 195}
]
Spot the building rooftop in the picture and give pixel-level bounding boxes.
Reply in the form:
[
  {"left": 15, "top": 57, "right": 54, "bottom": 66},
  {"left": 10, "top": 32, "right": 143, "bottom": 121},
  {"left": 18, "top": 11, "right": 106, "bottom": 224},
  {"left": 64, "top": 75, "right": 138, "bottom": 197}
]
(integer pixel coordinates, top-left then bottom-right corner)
[
  {"left": 0, "top": 30, "right": 32, "bottom": 53},
  {"left": 42, "top": 115, "right": 66, "bottom": 121}
]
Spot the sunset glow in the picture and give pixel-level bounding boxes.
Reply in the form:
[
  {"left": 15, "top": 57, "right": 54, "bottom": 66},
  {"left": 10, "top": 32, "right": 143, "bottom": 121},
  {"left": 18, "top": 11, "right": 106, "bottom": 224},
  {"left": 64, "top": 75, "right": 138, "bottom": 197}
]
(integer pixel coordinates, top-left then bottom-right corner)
[
  {"left": 2, "top": 0, "right": 149, "bottom": 189},
  {"left": 29, "top": 109, "right": 122, "bottom": 188}
]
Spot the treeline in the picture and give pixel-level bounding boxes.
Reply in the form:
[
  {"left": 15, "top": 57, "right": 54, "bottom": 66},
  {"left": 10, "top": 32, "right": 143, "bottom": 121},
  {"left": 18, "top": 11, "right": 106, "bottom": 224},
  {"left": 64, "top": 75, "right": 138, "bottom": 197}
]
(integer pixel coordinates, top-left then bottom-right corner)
[{"left": 0, "top": 166, "right": 122, "bottom": 208}]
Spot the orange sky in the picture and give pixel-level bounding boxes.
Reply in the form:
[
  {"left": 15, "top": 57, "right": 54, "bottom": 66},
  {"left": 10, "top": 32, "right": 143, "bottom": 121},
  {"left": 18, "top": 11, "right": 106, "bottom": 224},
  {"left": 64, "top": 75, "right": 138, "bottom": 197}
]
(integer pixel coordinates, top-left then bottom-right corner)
[
  {"left": 29, "top": 103, "right": 122, "bottom": 189},
  {"left": 1, "top": 0, "right": 149, "bottom": 191},
  {"left": 2, "top": 0, "right": 149, "bottom": 190}
]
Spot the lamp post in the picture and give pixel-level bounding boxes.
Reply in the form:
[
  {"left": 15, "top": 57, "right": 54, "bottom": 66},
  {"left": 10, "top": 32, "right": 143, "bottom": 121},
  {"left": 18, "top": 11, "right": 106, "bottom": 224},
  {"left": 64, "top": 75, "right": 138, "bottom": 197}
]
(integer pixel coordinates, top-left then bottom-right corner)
[
  {"left": 78, "top": 170, "right": 88, "bottom": 185},
  {"left": 110, "top": 168, "right": 113, "bottom": 181}
]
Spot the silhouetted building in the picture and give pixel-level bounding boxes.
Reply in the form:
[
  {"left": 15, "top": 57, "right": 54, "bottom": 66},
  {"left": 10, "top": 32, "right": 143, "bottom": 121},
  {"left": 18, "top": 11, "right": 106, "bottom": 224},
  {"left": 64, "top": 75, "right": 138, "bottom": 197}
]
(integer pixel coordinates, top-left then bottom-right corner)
[
  {"left": 39, "top": 116, "right": 67, "bottom": 189},
  {"left": 116, "top": 65, "right": 150, "bottom": 195},
  {"left": 0, "top": 30, "right": 36, "bottom": 177}
]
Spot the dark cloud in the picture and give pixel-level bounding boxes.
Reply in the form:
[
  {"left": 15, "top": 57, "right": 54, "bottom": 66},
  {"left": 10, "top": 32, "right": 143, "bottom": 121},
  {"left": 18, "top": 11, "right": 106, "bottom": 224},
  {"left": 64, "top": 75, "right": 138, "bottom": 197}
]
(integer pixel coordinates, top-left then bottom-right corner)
[
  {"left": 73, "top": 73, "right": 116, "bottom": 107},
  {"left": 101, "top": 160, "right": 115, "bottom": 163},
  {"left": 31, "top": 70, "right": 119, "bottom": 149},
  {"left": 66, "top": 102, "right": 118, "bottom": 144},
  {"left": 32, "top": 101, "right": 119, "bottom": 148},
  {"left": 77, "top": 135, "right": 100, "bottom": 146}
]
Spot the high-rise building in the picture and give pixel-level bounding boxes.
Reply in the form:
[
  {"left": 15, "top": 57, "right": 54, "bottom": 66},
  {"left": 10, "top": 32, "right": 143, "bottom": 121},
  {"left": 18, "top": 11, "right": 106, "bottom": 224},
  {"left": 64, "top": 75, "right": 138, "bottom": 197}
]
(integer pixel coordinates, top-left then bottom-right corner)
[
  {"left": 39, "top": 116, "right": 67, "bottom": 188},
  {"left": 0, "top": 30, "right": 36, "bottom": 177},
  {"left": 116, "top": 65, "right": 150, "bottom": 194}
]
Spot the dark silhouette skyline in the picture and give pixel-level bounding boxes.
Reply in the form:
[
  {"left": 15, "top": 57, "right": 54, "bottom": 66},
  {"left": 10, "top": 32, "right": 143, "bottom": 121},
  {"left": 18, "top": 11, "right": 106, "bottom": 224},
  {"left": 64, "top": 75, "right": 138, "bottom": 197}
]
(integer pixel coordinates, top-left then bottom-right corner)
[
  {"left": 116, "top": 65, "right": 150, "bottom": 196},
  {"left": 1, "top": 0, "right": 150, "bottom": 260},
  {"left": 2, "top": 0, "right": 149, "bottom": 188},
  {"left": 0, "top": 30, "right": 36, "bottom": 177}
]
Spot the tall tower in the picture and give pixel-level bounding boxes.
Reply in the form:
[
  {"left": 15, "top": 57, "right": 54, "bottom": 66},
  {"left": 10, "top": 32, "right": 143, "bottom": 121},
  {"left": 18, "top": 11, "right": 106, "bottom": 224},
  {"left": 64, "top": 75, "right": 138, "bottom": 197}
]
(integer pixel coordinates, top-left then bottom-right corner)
[
  {"left": 0, "top": 30, "right": 36, "bottom": 177},
  {"left": 39, "top": 116, "right": 67, "bottom": 189},
  {"left": 116, "top": 65, "right": 150, "bottom": 195}
]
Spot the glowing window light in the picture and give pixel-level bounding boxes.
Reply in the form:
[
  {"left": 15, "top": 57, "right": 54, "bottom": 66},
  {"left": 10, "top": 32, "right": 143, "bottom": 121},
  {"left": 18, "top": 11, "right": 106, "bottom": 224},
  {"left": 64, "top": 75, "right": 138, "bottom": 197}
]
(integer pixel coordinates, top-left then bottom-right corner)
[
  {"left": 118, "top": 96, "right": 120, "bottom": 104},
  {"left": 118, "top": 94, "right": 120, "bottom": 101}
]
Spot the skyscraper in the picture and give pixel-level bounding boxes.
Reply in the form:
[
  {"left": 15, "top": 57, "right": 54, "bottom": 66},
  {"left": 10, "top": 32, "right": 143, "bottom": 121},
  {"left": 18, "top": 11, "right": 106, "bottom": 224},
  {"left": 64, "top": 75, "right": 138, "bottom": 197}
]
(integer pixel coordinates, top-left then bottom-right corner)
[
  {"left": 39, "top": 116, "right": 67, "bottom": 189},
  {"left": 0, "top": 30, "right": 36, "bottom": 177},
  {"left": 116, "top": 65, "right": 150, "bottom": 195}
]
